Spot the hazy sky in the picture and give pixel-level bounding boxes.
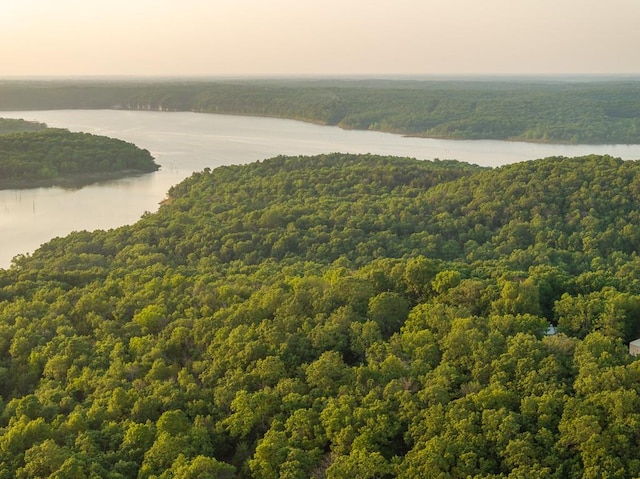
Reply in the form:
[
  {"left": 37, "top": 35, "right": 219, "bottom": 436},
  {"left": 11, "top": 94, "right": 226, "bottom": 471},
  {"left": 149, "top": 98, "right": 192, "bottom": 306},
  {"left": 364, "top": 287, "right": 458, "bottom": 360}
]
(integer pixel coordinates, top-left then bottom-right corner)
[{"left": 2, "top": 0, "right": 639, "bottom": 77}]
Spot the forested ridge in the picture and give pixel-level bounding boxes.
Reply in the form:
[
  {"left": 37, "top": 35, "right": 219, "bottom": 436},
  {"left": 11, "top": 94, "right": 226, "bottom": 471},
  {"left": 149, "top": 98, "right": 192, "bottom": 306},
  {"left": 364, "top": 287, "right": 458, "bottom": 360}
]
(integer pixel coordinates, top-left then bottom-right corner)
[
  {"left": 1, "top": 78, "right": 640, "bottom": 144},
  {"left": 0, "top": 128, "right": 159, "bottom": 188},
  {"left": 2, "top": 153, "right": 640, "bottom": 477}
]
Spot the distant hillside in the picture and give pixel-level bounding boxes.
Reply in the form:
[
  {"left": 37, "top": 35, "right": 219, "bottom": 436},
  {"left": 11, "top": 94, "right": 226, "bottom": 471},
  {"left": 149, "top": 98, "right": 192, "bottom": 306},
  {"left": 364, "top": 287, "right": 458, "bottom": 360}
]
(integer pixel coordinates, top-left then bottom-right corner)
[
  {"left": 2, "top": 154, "right": 640, "bottom": 478},
  {"left": 1, "top": 79, "right": 640, "bottom": 143},
  {"left": 0, "top": 128, "right": 159, "bottom": 189}
]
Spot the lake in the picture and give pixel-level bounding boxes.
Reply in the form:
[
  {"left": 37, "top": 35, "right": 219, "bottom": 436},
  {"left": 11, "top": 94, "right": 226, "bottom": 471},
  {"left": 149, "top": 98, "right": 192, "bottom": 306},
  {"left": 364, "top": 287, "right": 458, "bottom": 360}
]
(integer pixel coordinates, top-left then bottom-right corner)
[{"left": 2, "top": 109, "right": 640, "bottom": 268}]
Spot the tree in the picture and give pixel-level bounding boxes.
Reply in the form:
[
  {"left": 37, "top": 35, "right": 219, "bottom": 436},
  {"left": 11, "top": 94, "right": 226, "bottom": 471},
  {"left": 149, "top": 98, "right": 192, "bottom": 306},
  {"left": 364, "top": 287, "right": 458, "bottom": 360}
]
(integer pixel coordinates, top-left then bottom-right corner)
[
  {"left": 16, "top": 439, "right": 70, "bottom": 479},
  {"left": 492, "top": 279, "right": 541, "bottom": 317},
  {"left": 326, "top": 447, "right": 392, "bottom": 479},
  {"left": 403, "top": 256, "right": 438, "bottom": 300},
  {"left": 171, "top": 454, "right": 235, "bottom": 479},
  {"left": 367, "top": 292, "right": 410, "bottom": 337},
  {"left": 305, "top": 351, "right": 353, "bottom": 396}
]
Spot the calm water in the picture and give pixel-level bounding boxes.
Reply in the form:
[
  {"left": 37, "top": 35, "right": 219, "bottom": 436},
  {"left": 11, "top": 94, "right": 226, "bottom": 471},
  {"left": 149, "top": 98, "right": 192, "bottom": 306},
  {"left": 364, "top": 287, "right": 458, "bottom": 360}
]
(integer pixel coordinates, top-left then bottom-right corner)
[{"left": 2, "top": 109, "right": 640, "bottom": 268}]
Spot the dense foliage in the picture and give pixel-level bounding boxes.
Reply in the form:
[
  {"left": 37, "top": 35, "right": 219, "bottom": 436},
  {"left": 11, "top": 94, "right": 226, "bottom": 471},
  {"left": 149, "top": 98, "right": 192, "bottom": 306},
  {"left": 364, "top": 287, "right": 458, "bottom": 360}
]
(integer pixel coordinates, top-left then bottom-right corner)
[
  {"left": 0, "top": 128, "right": 158, "bottom": 188},
  {"left": 1, "top": 78, "right": 640, "bottom": 143},
  {"left": 2, "top": 153, "right": 640, "bottom": 478}
]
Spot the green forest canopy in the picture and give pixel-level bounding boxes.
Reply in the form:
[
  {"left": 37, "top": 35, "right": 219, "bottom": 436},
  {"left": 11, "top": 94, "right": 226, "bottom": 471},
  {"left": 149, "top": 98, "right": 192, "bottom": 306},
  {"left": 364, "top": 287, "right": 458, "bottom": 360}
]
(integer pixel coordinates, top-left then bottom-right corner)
[
  {"left": 0, "top": 128, "right": 159, "bottom": 187},
  {"left": 2, "top": 153, "right": 640, "bottom": 477},
  {"left": 1, "top": 78, "right": 640, "bottom": 144}
]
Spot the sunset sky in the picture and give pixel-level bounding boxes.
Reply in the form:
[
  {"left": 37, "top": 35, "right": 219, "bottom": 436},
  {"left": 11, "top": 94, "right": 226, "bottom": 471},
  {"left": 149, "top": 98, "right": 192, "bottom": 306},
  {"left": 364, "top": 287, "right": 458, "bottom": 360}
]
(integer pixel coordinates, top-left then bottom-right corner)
[{"left": 1, "top": 0, "right": 639, "bottom": 77}]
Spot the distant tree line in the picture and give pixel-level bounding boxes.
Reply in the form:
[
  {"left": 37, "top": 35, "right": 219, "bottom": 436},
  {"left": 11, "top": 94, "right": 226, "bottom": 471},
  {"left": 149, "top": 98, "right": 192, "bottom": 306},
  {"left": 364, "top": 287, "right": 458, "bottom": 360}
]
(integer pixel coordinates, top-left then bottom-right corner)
[{"left": 0, "top": 79, "right": 639, "bottom": 144}]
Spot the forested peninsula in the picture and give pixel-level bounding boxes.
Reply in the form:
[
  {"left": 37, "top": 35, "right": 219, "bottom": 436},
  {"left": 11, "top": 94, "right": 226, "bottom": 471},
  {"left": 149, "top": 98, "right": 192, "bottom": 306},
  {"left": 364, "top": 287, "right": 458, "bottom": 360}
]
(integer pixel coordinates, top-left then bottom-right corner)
[
  {"left": 2, "top": 153, "right": 640, "bottom": 477},
  {"left": 0, "top": 127, "right": 159, "bottom": 189},
  {"left": 1, "top": 78, "right": 640, "bottom": 144},
  {"left": 0, "top": 118, "right": 46, "bottom": 135}
]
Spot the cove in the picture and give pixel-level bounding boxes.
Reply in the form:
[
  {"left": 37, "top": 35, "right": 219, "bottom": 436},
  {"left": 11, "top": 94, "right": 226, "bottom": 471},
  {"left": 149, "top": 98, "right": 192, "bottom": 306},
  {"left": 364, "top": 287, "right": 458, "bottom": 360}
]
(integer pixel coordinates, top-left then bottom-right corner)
[{"left": 2, "top": 109, "right": 640, "bottom": 269}]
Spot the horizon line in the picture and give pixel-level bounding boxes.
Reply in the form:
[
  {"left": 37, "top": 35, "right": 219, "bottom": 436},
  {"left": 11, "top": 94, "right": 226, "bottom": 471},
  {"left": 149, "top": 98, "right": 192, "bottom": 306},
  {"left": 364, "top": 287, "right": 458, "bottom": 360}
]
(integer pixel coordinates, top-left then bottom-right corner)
[{"left": 2, "top": 73, "right": 640, "bottom": 83}]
